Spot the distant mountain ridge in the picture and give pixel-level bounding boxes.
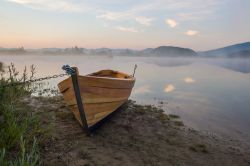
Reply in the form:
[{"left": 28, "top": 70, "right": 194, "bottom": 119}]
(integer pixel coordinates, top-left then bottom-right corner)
[
  {"left": 228, "top": 50, "right": 250, "bottom": 58},
  {"left": 0, "top": 47, "right": 26, "bottom": 54},
  {"left": 0, "top": 46, "right": 197, "bottom": 57},
  {"left": 199, "top": 42, "right": 250, "bottom": 57},
  {"left": 1, "top": 42, "right": 250, "bottom": 57}
]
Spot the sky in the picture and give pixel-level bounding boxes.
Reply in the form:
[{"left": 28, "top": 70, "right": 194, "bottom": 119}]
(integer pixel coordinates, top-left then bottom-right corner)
[{"left": 0, "top": 0, "right": 250, "bottom": 51}]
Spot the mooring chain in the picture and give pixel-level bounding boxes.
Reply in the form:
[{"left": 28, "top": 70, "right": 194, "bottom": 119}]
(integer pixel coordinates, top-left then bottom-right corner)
[
  {"left": 0, "top": 65, "right": 77, "bottom": 88},
  {"left": 0, "top": 73, "right": 68, "bottom": 88}
]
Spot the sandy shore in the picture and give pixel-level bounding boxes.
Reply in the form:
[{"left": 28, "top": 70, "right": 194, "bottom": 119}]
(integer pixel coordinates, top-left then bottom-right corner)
[{"left": 21, "top": 96, "right": 250, "bottom": 166}]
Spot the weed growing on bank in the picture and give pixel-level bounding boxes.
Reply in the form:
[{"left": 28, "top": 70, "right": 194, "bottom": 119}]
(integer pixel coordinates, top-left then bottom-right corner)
[{"left": 0, "top": 63, "right": 45, "bottom": 166}]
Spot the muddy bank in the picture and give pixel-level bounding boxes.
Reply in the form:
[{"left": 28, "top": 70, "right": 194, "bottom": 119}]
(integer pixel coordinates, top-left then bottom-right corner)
[{"left": 21, "top": 96, "right": 250, "bottom": 166}]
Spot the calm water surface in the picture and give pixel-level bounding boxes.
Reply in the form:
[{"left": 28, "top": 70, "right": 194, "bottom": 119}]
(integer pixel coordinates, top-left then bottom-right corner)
[{"left": 1, "top": 55, "right": 250, "bottom": 141}]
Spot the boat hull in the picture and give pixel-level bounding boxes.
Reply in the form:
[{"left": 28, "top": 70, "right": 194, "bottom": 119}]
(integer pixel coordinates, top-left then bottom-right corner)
[{"left": 58, "top": 70, "right": 135, "bottom": 129}]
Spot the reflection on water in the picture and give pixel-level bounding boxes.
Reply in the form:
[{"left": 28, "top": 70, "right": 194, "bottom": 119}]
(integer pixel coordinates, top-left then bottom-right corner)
[
  {"left": 184, "top": 77, "right": 195, "bottom": 83},
  {"left": 205, "top": 58, "right": 250, "bottom": 73},
  {"left": 1, "top": 55, "right": 250, "bottom": 141},
  {"left": 164, "top": 84, "right": 175, "bottom": 93},
  {"left": 142, "top": 57, "right": 194, "bottom": 67},
  {"left": 133, "top": 85, "right": 151, "bottom": 94}
]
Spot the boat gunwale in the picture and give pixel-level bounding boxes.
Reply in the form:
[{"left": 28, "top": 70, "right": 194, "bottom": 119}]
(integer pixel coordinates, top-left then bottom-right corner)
[{"left": 82, "top": 75, "right": 136, "bottom": 82}]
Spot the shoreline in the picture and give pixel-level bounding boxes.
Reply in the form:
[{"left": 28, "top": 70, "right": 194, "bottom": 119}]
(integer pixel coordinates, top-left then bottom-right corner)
[
  {"left": 133, "top": 98, "right": 250, "bottom": 143},
  {"left": 20, "top": 96, "right": 250, "bottom": 166}
]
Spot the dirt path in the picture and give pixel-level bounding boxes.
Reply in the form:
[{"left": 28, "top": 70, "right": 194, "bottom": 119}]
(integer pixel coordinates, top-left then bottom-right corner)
[{"left": 22, "top": 97, "right": 250, "bottom": 166}]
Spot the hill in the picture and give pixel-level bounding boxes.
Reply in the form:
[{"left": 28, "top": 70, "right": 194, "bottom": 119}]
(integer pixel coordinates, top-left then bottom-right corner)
[
  {"left": 200, "top": 42, "right": 250, "bottom": 57},
  {"left": 228, "top": 50, "right": 250, "bottom": 58},
  {"left": 149, "top": 46, "right": 197, "bottom": 57}
]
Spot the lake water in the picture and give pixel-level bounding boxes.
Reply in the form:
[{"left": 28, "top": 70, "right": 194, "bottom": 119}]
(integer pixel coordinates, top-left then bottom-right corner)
[{"left": 1, "top": 55, "right": 250, "bottom": 141}]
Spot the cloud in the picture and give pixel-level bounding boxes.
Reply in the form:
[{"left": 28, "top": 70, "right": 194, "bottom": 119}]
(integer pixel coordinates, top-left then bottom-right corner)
[
  {"left": 116, "top": 26, "right": 138, "bottom": 33},
  {"left": 6, "top": 0, "right": 223, "bottom": 37},
  {"left": 186, "top": 30, "right": 199, "bottom": 36},
  {"left": 96, "top": 0, "right": 223, "bottom": 24},
  {"left": 6, "top": 0, "right": 27, "bottom": 4},
  {"left": 135, "top": 16, "right": 154, "bottom": 26},
  {"left": 6, "top": 0, "right": 91, "bottom": 12},
  {"left": 97, "top": 11, "right": 154, "bottom": 27},
  {"left": 178, "top": 13, "right": 201, "bottom": 21},
  {"left": 7, "top": 0, "right": 223, "bottom": 18},
  {"left": 164, "top": 84, "right": 175, "bottom": 93},
  {"left": 184, "top": 77, "right": 196, "bottom": 83},
  {"left": 178, "top": 9, "right": 215, "bottom": 21},
  {"left": 166, "top": 19, "right": 178, "bottom": 28},
  {"left": 96, "top": 11, "right": 131, "bottom": 21}
]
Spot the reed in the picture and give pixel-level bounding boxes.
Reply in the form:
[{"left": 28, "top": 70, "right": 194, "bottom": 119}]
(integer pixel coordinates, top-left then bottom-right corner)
[{"left": 0, "top": 63, "right": 43, "bottom": 166}]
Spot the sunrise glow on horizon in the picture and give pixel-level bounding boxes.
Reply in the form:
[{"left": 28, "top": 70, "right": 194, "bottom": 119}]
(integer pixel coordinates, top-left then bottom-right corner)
[{"left": 0, "top": 0, "right": 249, "bottom": 51}]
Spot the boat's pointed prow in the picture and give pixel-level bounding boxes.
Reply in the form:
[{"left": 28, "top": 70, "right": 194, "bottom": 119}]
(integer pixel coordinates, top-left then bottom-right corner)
[{"left": 58, "top": 67, "right": 135, "bottom": 133}]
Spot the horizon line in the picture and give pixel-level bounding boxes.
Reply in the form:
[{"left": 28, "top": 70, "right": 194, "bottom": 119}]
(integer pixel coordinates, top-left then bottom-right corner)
[{"left": 1, "top": 41, "right": 249, "bottom": 52}]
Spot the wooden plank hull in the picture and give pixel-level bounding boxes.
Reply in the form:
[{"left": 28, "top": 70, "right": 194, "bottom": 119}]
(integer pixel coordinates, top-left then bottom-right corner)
[{"left": 58, "top": 70, "right": 135, "bottom": 129}]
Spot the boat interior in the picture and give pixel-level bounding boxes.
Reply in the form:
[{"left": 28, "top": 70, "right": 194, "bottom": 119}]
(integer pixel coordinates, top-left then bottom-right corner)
[{"left": 87, "top": 70, "right": 133, "bottom": 79}]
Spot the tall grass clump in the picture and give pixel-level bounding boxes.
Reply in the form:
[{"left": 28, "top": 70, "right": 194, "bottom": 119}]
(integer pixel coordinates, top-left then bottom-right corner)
[{"left": 0, "top": 63, "right": 43, "bottom": 166}]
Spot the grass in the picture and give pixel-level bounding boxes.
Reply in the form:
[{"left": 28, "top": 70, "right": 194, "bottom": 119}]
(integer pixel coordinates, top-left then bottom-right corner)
[
  {"left": 174, "top": 121, "right": 184, "bottom": 126},
  {"left": 169, "top": 114, "right": 180, "bottom": 119},
  {"left": 0, "top": 137, "right": 40, "bottom": 166},
  {"left": 157, "top": 113, "right": 170, "bottom": 123},
  {"left": 189, "top": 144, "right": 209, "bottom": 153},
  {"left": 55, "top": 111, "right": 73, "bottom": 119},
  {"left": 0, "top": 63, "right": 46, "bottom": 165}
]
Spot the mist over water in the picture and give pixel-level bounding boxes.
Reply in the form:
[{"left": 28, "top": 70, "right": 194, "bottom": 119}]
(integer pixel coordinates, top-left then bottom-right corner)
[{"left": 1, "top": 55, "right": 250, "bottom": 141}]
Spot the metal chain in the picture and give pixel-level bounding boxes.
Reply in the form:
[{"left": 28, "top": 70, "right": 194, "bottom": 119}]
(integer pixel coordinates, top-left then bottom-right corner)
[{"left": 0, "top": 73, "right": 68, "bottom": 88}]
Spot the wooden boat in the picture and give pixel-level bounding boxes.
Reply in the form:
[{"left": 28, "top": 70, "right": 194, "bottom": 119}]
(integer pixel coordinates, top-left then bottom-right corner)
[{"left": 58, "top": 67, "right": 136, "bottom": 133}]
